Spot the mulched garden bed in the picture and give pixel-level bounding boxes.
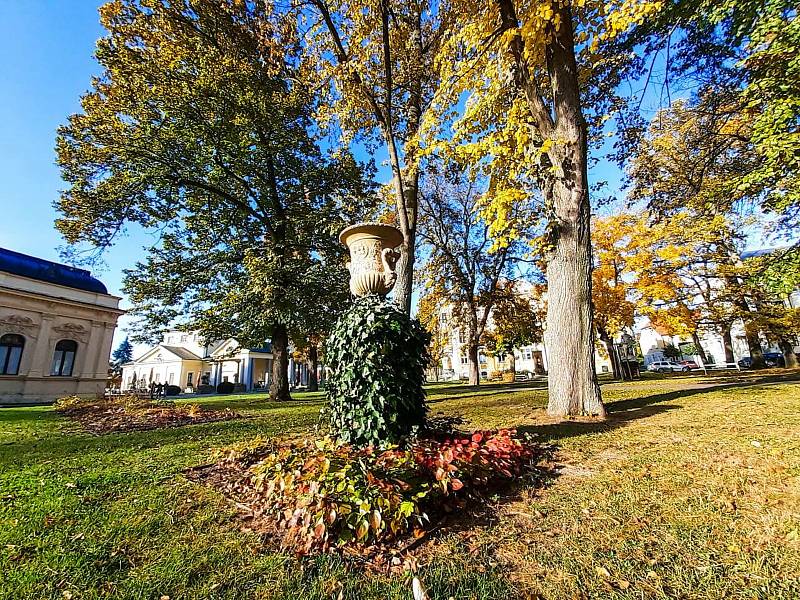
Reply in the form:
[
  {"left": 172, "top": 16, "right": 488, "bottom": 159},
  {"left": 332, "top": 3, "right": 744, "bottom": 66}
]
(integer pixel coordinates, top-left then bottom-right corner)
[
  {"left": 55, "top": 396, "right": 241, "bottom": 435},
  {"left": 185, "top": 432, "right": 555, "bottom": 573}
]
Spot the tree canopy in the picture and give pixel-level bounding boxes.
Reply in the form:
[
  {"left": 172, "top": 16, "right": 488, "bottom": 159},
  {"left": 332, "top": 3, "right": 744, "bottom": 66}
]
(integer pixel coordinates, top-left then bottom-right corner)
[{"left": 56, "top": 0, "right": 376, "bottom": 401}]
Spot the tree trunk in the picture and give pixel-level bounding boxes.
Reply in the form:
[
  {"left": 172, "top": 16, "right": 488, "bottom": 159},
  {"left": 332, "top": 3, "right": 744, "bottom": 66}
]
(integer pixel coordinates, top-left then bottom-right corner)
[
  {"left": 744, "top": 323, "right": 766, "bottom": 368},
  {"left": 270, "top": 324, "right": 291, "bottom": 402},
  {"left": 605, "top": 338, "right": 621, "bottom": 380},
  {"left": 779, "top": 338, "right": 798, "bottom": 368},
  {"left": 393, "top": 181, "right": 418, "bottom": 315},
  {"left": 722, "top": 326, "right": 735, "bottom": 364},
  {"left": 542, "top": 5, "right": 604, "bottom": 417},
  {"left": 467, "top": 343, "right": 480, "bottom": 386},
  {"left": 306, "top": 343, "right": 319, "bottom": 392},
  {"left": 508, "top": 350, "right": 516, "bottom": 373},
  {"left": 691, "top": 331, "right": 709, "bottom": 364},
  {"left": 597, "top": 325, "right": 620, "bottom": 380}
]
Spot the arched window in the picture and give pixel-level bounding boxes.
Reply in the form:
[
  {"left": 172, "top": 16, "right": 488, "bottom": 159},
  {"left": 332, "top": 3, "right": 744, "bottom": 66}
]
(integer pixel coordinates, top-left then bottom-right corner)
[
  {"left": 0, "top": 334, "right": 25, "bottom": 375},
  {"left": 51, "top": 340, "right": 78, "bottom": 377}
]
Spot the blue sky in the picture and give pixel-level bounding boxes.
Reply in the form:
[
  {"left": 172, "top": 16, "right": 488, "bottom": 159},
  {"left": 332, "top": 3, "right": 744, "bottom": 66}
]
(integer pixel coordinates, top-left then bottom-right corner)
[
  {"left": 0, "top": 1, "right": 148, "bottom": 350},
  {"left": 0, "top": 1, "right": 634, "bottom": 356}
]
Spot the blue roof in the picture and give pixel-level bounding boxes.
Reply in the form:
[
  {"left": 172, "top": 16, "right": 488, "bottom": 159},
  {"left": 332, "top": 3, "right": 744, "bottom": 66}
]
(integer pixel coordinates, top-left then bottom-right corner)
[{"left": 0, "top": 247, "right": 109, "bottom": 294}]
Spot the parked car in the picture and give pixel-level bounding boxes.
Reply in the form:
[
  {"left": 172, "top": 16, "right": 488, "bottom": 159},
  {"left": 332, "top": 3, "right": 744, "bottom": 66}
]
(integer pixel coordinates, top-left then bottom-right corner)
[
  {"left": 647, "top": 360, "right": 683, "bottom": 373},
  {"left": 763, "top": 352, "right": 786, "bottom": 367},
  {"left": 679, "top": 360, "right": 699, "bottom": 370},
  {"left": 739, "top": 353, "right": 786, "bottom": 368}
]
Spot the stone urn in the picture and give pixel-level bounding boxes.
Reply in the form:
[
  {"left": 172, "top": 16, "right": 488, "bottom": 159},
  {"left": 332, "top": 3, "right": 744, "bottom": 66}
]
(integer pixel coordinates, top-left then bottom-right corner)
[{"left": 339, "top": 222, "right": 403, "bottom": 297}]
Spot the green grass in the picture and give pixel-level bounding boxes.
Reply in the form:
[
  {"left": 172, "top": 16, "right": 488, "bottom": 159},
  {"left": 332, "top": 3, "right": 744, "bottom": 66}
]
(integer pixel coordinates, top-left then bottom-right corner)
[{"left": 1, "top": 373, "right": 799, "bottom": 599}]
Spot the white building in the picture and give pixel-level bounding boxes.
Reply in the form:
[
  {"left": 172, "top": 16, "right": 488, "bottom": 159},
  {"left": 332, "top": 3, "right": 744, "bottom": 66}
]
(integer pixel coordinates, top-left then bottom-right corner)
[
  {"left": 121, "top": 330, "right": 313, "bottom": 392},
  {"left": 434, "top": 296, "right": 613, "bottom": 381},
  {"left": 0, "top": 248, "right": 123, "bottom": 405}
]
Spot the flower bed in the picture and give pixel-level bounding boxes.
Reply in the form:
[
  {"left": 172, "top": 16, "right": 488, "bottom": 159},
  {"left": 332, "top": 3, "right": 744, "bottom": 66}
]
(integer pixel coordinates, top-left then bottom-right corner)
[
  {"left": 54, "top": 395, "right": 240, "bottom": 435},
  {"left": 192, "top": 429, "right": 549, "bottom": 559}
]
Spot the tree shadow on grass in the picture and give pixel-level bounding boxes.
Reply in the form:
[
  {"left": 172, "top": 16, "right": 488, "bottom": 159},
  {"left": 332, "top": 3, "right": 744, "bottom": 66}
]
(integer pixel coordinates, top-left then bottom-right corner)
[{"left": 518, "top": 371, "right": 800, "bottom": 444}]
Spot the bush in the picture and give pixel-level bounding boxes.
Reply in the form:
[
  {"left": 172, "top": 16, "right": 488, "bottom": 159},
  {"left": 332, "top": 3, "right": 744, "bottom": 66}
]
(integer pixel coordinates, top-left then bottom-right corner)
[
  {"left": 324, "top": 295, "right": 430, "bottom": 447},
  {"left": 501, "top": 370, "right": 516, "bottom": 383},
  {"left": 489, "top": 370, "right": 503, "bottom": 380},
  {"left": 54, "top": 395, "right": 84, "bottom": 410},
  {"left": 241, "top": 429, "right": 541, "bottom": 555},
  {"left": 165, "top": 385, "right": 181, "bottom": 396},
  {"left": 216, "top": 381, "right": 235, "bottom": 394}
]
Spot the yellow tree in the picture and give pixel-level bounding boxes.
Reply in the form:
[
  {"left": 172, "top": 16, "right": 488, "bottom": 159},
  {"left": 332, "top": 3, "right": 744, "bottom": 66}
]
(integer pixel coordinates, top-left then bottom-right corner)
[
  {"left": 298, "top": 0, "right": 447, "bottom": 314},
  {"left": 628, "top": 94, "right": 769, "bottom": 366},
  {"left": 417, "top": 280, "right": 450, "bottom": 381},
  {"left": 591, "top": 213, "right": 639, "bottom": 378},
  {"left": 424, "top": 0, "right": 661, "bottom": 416}
]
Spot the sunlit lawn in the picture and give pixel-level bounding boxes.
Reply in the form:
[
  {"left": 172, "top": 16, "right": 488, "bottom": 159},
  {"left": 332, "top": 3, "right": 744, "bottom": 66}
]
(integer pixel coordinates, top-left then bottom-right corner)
[{"left": 1, "top": 371, "right": 798, "bottom": 599}]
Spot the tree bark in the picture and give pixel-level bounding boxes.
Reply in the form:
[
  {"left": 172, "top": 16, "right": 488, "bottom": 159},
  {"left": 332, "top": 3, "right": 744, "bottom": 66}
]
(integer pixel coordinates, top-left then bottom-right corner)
[
  {"left": 603, "top": 336, "right": 621, "bottom": 380},
  {"left": 743, "top": 323, "right": 766, "bottom": 368},
  {"left": 691, "top": 331, "right": 709, "bottom": 364},
  {"left": 722, "top": 326, "right": 735, "bottom": 364},
  {"left": 306, "top": 343, "right": 319, "bottom": 392},
  {"left": 393, "top": 180, "right": 418, "bottom": 315},
  {"left": 779, "top": 338, "right": 798, "bottom": 368},
  {"left": 270, "top": 324, "right": 291, "bottom": 402},
  {"left": 542, "top": 5, "right": 604, "bottom": 417},
  {"left": 508, "top": 350, "right": 516, "bottom": 374},
  {"left": 467, "top": 342, "right": 480, "bottom": 386}
]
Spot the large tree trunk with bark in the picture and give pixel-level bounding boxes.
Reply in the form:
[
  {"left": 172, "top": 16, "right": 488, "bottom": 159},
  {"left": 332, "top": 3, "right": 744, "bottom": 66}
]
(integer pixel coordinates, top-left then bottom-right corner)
[
  {"left": 467, "top": 342, "right": 480, "bottom": 386},
  {"left": 779, "top": 338, "right": 798, "bottom": 368},
  {"left": 722, "top": 326, "right": 735, "bottom": 364},
  {"left": 743, "top": 323, "right": 766, "bottom": 368},
  {"left": 270, "top": 324, "right": 291, "bottom": 402},
  {"left": 393, "top": 180, "right": 418, "bottom": 315},
  {"left": 306, "top": 343, "right": 319, "bottom": 392},
  {"left": 691, "top": 331, "right": 709, "bottom": 364},
  {"left": 508, "top": 350, "right": 516, "bottom": 373},
  {"left": 542, "top": 6, "right": 604, "bottom": 417},
  {"left": 604, "top": 337, "right": 621, "bottom": 380}
]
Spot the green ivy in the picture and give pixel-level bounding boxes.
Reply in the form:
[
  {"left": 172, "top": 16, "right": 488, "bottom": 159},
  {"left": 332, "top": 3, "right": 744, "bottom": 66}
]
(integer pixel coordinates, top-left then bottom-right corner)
[{"left": 324, "top": 295, "right": 430, "bottom": 446}]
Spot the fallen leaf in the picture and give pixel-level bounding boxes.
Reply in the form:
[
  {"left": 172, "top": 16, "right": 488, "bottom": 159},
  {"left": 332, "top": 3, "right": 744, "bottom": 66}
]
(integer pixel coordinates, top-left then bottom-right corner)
[{"left": 595, "top": 566, "right": 611, "bottom": 578}]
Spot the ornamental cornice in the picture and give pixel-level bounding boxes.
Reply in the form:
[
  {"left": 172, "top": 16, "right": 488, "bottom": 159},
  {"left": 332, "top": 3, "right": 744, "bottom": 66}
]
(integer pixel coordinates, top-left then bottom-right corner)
[{"left": 0, "top": 314, "right": 39, "bottom": 338}]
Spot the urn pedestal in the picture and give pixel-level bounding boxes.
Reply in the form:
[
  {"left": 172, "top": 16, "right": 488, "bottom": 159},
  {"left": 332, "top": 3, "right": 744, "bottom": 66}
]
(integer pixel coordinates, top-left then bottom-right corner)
[{"left": 339, "top": 223, "right": 403, "bottom": 297}]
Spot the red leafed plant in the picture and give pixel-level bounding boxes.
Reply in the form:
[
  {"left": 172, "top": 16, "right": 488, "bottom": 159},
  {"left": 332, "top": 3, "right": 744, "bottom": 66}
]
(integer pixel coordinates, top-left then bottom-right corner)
[{"left": 230, "top": 429, "right": 543, "bottom": 555}]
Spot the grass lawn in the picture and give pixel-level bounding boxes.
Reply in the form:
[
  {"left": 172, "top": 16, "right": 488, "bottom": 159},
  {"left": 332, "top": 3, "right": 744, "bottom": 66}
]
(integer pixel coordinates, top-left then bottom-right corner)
[{"left": 1, "top": 371, "right": 799, "bottom": 599}]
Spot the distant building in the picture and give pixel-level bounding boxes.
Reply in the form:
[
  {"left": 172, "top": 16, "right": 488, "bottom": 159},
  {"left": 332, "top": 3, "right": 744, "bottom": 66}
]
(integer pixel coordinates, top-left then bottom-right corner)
[
  {"left": 120, "top": 330, "right": 312, "bottom": 392},
  {"left": 0, "top": 248, "right": 123, "bottom": 405}
]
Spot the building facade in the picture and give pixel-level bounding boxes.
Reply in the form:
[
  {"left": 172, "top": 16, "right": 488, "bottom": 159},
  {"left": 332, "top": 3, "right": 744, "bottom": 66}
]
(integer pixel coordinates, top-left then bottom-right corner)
[
  {"left": 0, "top": 248, "right": 123, "bottom": 405},
  {"left": 121, "top": 331, "right": 314, "bottom": 392}
]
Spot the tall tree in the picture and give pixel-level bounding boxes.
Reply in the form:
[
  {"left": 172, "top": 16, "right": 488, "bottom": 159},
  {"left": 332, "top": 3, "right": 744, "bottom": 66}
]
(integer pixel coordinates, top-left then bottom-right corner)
[
  {"left": 628, "top": 93, "right": 769, "bottom": 366},
  {"left": 591, "top": 214, "right": 640, "bottom": 379},
  {"left": 110, "top": 336, "right": 134, "bottom": 371},
  {"left": 299, "top": 0, "right": 447, "bottom": 314},
  {"left": 424, "top": 1, "right": 658, "bottom": 416},
  {"left": 416, "top": 169, "right": 524, "bottom": 386},
  {"left": 630, "top": 0, "right": 800, "bottom": 239},
  {"left": 55, "top": 0, "right": 374, "bottom": 401}
]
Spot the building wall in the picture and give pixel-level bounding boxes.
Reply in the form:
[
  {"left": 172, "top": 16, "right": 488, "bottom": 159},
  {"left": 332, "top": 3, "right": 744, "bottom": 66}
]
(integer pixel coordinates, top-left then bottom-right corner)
[{"left": 0, "top": 274, "right": 122, "bottom": 405}]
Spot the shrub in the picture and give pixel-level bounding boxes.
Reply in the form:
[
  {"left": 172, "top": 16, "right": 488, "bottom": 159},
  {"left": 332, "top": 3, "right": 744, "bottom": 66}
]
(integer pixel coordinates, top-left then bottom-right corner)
[
  {"left": 54, "top": 395, "right": 84, "bottom": 410},
  {"left": 165, "top": 385, "right": 181, "bottom": 396},
  {"left": 242, "top": 429, "right": 541, "bottom": 555},
  {"left": 216, "top": 381, "right": 235, "bottom": 394},
  {"left": 324, "top": 295, "right": 430, "bottom": 447},
  {"left": 501, "top": 370, "right": 516, "bottom": 383}
]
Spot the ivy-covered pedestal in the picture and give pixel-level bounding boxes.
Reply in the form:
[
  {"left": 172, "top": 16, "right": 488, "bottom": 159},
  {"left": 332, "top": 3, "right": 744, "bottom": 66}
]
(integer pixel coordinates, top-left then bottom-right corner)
[{"left": 325, "top": 224, "right": 429, "bottom": 446}]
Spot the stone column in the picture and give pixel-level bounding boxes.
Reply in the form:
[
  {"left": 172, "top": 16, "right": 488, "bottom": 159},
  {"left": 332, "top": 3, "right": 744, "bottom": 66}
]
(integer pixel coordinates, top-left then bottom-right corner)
[
  {"left": 93, "top": 322, "right": 116, "bottom": 379},
  {"left": 81, "top": 321, "right": 104, "bottom": 378},
  {"left": 26, "top": 314, "right": 54, "bottom": 377}
]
